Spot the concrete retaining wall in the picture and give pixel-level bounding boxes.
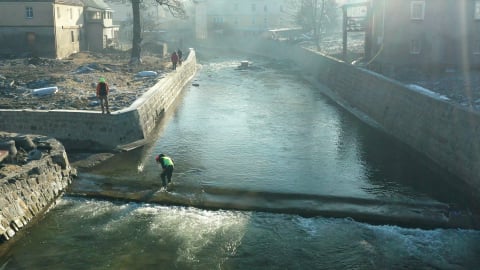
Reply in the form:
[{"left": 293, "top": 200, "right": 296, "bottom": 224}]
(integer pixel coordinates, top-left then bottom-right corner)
[
  {"left": 222, "top": 39, "right": 480, "bottom": 200},
  {"left": 0, "top": 49, "right": 197, "bottom": 151},
  {"left": 0, "top": 133, "right": 75, "bottom": 242}
]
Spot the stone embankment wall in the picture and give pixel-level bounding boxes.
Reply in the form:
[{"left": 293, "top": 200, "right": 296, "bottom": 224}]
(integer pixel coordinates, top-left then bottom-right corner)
[
  {"left": 225, "top": 39, "right": 480, "bottom": 201},
  {"left": 0, "top": 49, "right": 197, "bottom": 151},
  {"left": 0, "top": 132, "right": 75, "bottom": 242}
]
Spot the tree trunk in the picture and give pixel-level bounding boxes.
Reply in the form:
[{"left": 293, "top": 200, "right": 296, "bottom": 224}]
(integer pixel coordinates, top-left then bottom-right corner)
[{"left": 130, "top": 0, "right": 143, "bottom": 65}]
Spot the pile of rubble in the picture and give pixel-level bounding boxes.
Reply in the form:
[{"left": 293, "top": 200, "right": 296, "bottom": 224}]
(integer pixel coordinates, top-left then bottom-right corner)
[
  {"left": 0, "top": 51, "right": 171, "bottom": 111},
  {"left": 0, "top": 132, "right": 61, "bottom": 178}
]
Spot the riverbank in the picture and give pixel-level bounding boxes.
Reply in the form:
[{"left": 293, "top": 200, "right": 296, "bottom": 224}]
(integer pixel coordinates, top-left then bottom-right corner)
[
  {"left": 0, "top": 49, "right": 197, "bottom": 152},
  {"left": 0, "top": 50, "right": 173, "bottom": 112}
]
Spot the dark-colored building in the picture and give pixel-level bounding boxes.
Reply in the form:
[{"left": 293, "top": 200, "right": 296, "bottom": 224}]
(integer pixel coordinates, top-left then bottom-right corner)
[{"left": 366, "top": 0, "right": 480, "bottom": 70}]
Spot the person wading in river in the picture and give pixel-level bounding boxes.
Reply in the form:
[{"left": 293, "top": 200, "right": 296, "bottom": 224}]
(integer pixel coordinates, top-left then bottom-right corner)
[{"left": 156, "top": 153, "right": 174, "bottom": 187}]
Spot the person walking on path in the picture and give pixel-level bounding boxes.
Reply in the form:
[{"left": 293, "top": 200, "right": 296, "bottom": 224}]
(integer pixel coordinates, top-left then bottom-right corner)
[
  {"left": 96, "top": 77, "right": 110, "bottom": 114},
  {"left": 156, "top": 153, "right": 174, "bottom": 187},
  {"left": 171, "top": 51, "right": 178, "bottom": 70},
  {"left": 177, "top": 49, "right": 183, "bottom": 65}
]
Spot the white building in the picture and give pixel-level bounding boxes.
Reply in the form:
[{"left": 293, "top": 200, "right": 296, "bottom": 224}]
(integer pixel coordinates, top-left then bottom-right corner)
[
  {"left": 104, "top": 0, "right": 169, "bottom": 43},
  {"left": 193, "top": 0, "right": 294, "bottom": 39}
]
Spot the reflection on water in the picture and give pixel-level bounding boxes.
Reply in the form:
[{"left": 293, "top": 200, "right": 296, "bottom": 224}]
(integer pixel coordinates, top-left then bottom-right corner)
[{"left": 1, "top": 54, "right": 479, "bottom": 269}]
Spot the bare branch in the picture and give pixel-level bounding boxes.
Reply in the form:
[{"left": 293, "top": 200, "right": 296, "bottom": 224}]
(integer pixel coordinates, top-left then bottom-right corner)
[{"left": 152, "top": 0, "right": 187, "bottom": 18}]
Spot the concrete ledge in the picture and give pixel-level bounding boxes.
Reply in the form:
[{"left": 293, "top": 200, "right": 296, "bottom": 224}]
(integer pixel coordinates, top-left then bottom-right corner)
[
  {"left": 68, "top": 186, "right": 480, "bottom": 230},
  {"left": 0, "top": 132, "right": 76, "bottom": 242}
]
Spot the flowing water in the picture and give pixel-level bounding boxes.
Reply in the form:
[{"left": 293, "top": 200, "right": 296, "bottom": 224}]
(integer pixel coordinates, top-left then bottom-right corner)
[{"left": 1, "top": 54, "right": 479, "bottom": 269}]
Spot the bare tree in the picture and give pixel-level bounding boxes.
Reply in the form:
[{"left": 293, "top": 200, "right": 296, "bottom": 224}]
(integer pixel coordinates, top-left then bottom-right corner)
[
  {"left": 291, "top": 0, "right": 338, "bottom": 50},
  {"left": 130, "top": 0, "right": 186, "bottom": 65}
]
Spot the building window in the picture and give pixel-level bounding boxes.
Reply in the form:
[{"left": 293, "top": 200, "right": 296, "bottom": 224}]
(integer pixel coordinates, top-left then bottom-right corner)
[
  {"left": 213, "top": 16, "right": 224, "bottom": 25},
  {"left": 410, "top": 1, "right": 425, "bottom": 20},
  {"left": 234, "top": 17, "right": 238, "bottom": 25},
  {"left": 57, "top": 7, "right": 61, "bottom": 18},
  {"left": 252, "top": 4, "right": 256, "bottom": 12},
  {"left": 475, "top": 1, "right": 480, "bottom": 20},
  {"left": 280, "top": 5, "right": 284, "bottom": 12},
  {"left": 264, "top": 5, "right": 268, "bottom": 12},
  {"left": 70, "top": 8, "right": 73, "bottom": 19},
  {"left": 234, "top": 3, "right": 238, "bottom": 11},
  {"left": 25, "top": 7, "right": 33, "bottom": 18},
  {"left": 92, "top": 11, "right": 101, "bottom": 20},
  {"left": 410, "top": 39, "right": 421, "bottom": 54},
  {"left": 71, "top": 31, "right": 75, "bottom": 43}
]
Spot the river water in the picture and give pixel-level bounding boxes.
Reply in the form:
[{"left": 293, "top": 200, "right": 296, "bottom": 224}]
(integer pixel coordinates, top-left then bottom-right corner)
[{"left": 1, "top": 54, "right": 479, "bottom": 269}]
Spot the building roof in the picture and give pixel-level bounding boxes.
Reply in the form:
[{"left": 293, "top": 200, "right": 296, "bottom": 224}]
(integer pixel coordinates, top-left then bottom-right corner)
[
  {"left": 83, "top": 0, "right": 111, "bottom": 11},
  {"left": 0, "top": 0, "right": 84, "bottom": 5},
  {"left": 340, "top": 1, "right": 370, "bottom": 9}
]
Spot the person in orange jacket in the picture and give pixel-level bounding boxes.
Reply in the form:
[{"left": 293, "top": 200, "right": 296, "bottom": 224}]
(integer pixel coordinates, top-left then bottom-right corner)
[{"left": 96, "top": 77, "right": 110, "bottom": 114}]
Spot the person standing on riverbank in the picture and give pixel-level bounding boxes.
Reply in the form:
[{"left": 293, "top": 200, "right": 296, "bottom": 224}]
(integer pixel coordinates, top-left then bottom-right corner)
[
  {"left": 96, "top": 77, "right": 110, "bottom": 114},
  {"left": 177, "top": 49, "right": 183, "bottom": 65},
  {"left": 171, "top": 51, "right": 178, "bottom": 70},
  {"left": 156, "top": 153, "right": 174, "bottom": 187}
]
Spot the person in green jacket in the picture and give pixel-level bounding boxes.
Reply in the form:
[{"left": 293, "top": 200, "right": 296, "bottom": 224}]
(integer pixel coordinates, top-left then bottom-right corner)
[{"left": 155, "top": 153, "right": 174, "bottom": 187}]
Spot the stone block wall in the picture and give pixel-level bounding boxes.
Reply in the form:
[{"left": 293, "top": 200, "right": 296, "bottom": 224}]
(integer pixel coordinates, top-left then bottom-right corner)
[
  {"left": 0, "top": 49, "right": 197, "bottom": 151},
  {"left": 0, "top": 132, "right": 76, "bottom": 242},
  {"left": 129, "top": 49, "right": 198, "bottom": 141},
  {"left": 0, "top": 110, "right": 143, "bottom": 151},
  {"left": 322, "top": 58, "right": 480, "bottom": 194}
]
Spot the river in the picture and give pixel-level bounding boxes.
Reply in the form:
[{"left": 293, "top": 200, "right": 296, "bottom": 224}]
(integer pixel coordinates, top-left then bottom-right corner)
[{"left": 0, "top": 53, "right": 479, "bottom": 269}]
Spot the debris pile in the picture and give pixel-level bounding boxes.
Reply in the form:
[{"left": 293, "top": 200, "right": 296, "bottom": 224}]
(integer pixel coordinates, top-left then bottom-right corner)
[{"left": 0, "top": 51, "right": 169, "bottom": 111}]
